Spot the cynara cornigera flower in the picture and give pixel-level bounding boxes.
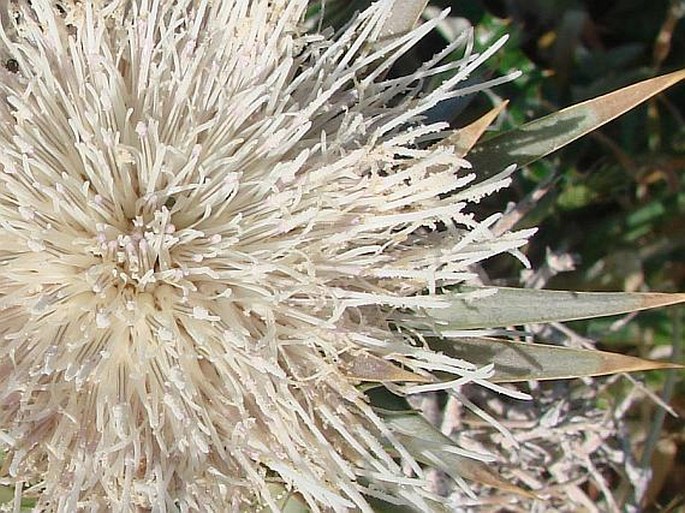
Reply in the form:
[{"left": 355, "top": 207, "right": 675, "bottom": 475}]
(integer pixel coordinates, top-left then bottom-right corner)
[{"left": 0, "top": 0, "right": 532, "bottom": 511}]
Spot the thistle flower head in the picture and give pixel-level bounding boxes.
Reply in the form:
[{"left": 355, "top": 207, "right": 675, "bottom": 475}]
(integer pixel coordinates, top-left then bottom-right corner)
[{"left": 0, "top": 1, "right": 532, "bottom": 510}]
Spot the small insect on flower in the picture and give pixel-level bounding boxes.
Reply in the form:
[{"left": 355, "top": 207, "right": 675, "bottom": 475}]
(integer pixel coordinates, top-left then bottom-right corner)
[
  {"left": 0, "top": 0, "right": 531, "bottom": 512},
  {"left": 4, "top": 59, "right": 19, "bottom": 73}
]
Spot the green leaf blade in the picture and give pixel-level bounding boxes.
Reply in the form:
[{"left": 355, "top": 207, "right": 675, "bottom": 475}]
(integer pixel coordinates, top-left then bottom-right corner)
[
  {"left": 429, "top": 336, "right": 682, "bottom": 382},
  {"left": 425, "top": 287, "right": 685, "bottom": 329},
  {"left": 383, "top": 412, "right": 537, "bottom": 499},
  {"left": 467, "top": 69, "right": 685, "bottom": 177}
]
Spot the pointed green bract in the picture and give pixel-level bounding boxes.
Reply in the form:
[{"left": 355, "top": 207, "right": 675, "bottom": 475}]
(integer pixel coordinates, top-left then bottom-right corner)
[
  {"left": 422, "top": 287, "right": 685, "bottom": 329},
  {"left": 383, "top": 412, "right": 537, "bottom": 499},
  {"left": 467, "top": 69, "right": 685, "bottom": 178},
  {"left": 429, "top": 337, "right": 682, "bottom": 382}
]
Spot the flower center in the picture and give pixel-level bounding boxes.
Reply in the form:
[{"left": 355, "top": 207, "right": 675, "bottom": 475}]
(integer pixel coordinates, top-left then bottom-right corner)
[{"left": 91, "top": 207, "right": 179, "bottom": 290}]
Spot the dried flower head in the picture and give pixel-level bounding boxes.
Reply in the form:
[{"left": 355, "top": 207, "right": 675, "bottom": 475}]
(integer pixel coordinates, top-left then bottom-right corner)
[{"left": 0, "top": 0, "right": 532, "bottom": 511}]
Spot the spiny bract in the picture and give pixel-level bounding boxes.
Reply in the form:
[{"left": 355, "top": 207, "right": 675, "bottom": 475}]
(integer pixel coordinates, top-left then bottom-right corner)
[{"left": 0, "top": 0, "right": 531, "bottom": 511}]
